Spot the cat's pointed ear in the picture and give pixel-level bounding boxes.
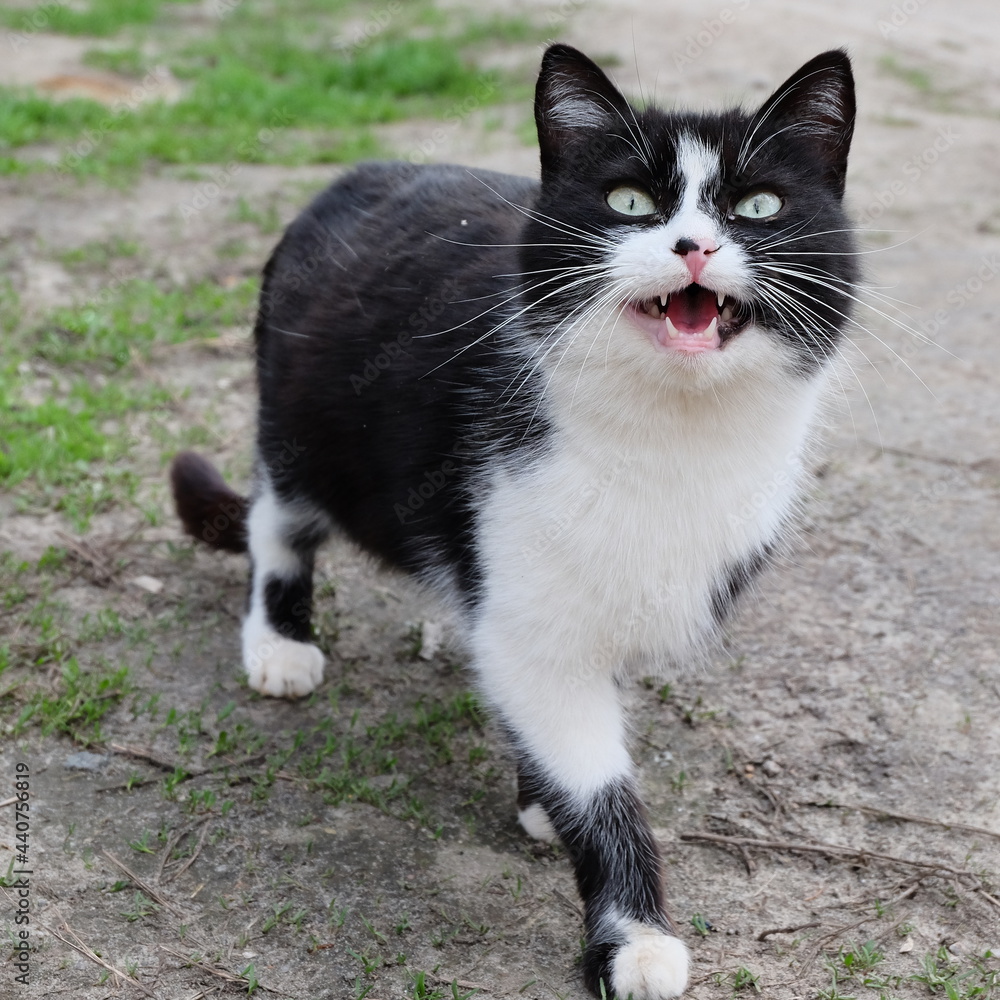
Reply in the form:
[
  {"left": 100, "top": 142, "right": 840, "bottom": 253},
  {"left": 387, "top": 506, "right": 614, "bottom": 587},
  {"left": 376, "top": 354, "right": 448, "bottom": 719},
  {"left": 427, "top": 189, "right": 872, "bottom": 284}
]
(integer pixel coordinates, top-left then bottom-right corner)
[
  {"left": 750, "top": 49, "right": 855, "bottom": 196},
  {"left": 535, "top": 44, "right": 632, "bottom": 173}
]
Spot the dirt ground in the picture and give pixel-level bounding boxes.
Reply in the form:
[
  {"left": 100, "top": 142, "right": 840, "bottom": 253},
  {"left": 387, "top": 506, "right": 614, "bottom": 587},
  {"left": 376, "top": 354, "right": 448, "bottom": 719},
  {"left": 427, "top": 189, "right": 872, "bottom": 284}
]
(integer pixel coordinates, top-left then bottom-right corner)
[{"left": 2, "top": 1, "right": 1000, "bottom": 998}]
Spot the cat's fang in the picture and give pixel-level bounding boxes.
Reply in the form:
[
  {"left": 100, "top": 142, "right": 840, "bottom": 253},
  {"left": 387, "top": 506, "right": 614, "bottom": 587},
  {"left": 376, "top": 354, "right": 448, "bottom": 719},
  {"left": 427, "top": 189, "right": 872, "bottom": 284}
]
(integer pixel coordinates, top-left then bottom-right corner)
[{"left": 716, "top": 290, "right": 725, "bottom": 308}]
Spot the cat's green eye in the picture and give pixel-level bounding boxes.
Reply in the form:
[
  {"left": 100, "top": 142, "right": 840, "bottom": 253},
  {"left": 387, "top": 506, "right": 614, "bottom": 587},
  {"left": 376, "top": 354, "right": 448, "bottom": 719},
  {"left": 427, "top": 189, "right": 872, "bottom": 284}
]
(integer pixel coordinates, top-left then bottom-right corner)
[
  {"left": 606, "top": 185, "right": 656, "bottom": 216},
  {"left": 733, "top": 191, "right": 783, "bottom": 219}
]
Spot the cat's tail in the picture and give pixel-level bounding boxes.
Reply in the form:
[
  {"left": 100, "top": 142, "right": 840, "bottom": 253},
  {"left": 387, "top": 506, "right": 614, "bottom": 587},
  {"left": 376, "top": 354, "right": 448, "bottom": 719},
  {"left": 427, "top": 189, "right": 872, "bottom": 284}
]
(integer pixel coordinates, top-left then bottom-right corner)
[{"left": 169, "top": 451, "right": 249, "bottom": 554}]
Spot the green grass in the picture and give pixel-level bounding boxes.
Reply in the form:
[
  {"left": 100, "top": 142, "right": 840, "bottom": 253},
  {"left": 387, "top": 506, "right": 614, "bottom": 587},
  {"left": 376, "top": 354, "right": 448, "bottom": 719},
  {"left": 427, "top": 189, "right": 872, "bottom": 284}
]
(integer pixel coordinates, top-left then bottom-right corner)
[
  {"left": 10, "top": 657, "right": 132, "bottom": 744},
  {"left": 0, "top": 0, "right": 191, "bottom": 38},
  {"left": 0, "top": 274, "right": 257, "bottom": 526},
  {"left": 409, "top": 969, "right": 479, "bottom": 1000},
  {"left": 0, "top": 0, "right": 541, "bottom": 181},
  {"left": 236, "top": 689, "right": 488, "bottom": 824},
  {"left": 878, "top": 55, "right": 934, "bottom": 94},
  {"left": 910, "top": 947, "right": 999, "bottom": 999}
]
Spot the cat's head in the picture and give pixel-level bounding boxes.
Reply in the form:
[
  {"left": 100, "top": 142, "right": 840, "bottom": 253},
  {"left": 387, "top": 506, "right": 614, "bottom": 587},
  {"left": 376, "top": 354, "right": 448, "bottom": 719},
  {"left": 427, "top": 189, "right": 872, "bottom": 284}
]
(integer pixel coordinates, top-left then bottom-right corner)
[{"left": 521, "top": 45, "right": 858, "bottom": 397}]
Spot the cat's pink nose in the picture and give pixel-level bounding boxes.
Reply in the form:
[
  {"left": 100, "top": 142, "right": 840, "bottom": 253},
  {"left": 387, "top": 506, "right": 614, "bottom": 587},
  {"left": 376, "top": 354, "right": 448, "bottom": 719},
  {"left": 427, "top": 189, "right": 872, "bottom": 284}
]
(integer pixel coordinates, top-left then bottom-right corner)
[{"left": 672, "top": 237, "right": 718, "bottom": 283}]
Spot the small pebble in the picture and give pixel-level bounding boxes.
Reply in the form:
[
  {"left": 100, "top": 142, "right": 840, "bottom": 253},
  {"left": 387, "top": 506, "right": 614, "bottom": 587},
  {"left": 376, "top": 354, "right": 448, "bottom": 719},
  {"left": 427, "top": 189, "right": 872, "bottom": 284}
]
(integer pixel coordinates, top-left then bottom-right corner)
[
  {"left": 418, "top": 620, "right": 443, "bottom": 660},
  {"left": 762, "top": 759, "right": 782, "bottom": 777},
  {"left": 64, "top": 752, "right": 108, "bottom": 771}
]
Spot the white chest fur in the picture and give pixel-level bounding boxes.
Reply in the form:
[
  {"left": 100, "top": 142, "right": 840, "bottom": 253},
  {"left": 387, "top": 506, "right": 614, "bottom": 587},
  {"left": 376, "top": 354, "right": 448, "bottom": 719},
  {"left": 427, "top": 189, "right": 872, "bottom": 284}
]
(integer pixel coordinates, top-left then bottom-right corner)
[{"left": 474, "top": 327, "right": 830, "bottom": 679}]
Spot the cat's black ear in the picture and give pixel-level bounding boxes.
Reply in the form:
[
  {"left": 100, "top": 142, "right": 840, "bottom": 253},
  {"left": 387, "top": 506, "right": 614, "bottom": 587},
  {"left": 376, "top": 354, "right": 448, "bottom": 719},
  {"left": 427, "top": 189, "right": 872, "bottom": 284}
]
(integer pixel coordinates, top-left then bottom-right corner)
[
  {"left": 534, "top": 44, "right": 633, "bottom": 174},
  {"left": 749, "top": 49, "right": 855, "bottom": 196}
]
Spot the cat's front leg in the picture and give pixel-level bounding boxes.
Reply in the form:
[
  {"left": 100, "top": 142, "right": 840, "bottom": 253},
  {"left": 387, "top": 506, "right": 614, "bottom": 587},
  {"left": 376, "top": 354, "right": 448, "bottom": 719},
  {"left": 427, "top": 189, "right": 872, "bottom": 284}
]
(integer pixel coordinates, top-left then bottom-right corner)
[
  {"left": 475, "top": 635, "right": 689, "bottom": 999},
  {"left": 242, "top": 479, "right": 328, "bottom": 698}
]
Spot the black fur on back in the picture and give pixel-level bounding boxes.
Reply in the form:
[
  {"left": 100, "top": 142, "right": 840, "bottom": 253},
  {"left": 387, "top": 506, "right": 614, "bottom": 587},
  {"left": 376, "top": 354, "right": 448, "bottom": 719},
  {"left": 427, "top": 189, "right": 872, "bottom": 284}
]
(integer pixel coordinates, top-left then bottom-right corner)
[{"left": 252, "top": 162, "right": 548, "bottom": 599}]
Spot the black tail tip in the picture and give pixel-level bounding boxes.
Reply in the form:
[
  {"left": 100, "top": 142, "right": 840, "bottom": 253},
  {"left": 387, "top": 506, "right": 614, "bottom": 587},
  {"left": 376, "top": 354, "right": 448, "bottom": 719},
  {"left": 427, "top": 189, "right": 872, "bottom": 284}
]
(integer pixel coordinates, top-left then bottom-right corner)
[{"left": 170, "top": 451, "right": 249, "bottom": 554}]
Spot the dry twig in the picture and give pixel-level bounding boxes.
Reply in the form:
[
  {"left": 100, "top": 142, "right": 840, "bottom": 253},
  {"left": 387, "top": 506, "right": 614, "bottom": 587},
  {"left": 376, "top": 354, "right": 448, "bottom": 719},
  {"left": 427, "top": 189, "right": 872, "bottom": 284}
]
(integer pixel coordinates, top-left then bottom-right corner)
[
  {"left": 110, "top": 743, "right": 186, "bottom": 772},
  {"left": 56, "top": 530, "right": 119, "bottom": 586},
  {"left": 162, "top": 821, "right": 212, "bottom": 884},
  {"left": 46, "top": 921, "right": 156, "bottom": 997},
  {"left": 757, "top": 921, "right": 821, "bottom": 941},
  {"left": 102, "top": 850, "right": 187, "bottom": 919},
  {"left": 680, "top": 831, "right": 979, "bottom": 880},
  {"left": 161, "top": 945, "right": 278, "bottom": 993},
  {"left": 797, "top": 798, "right": 1000, "bottom": 842}
]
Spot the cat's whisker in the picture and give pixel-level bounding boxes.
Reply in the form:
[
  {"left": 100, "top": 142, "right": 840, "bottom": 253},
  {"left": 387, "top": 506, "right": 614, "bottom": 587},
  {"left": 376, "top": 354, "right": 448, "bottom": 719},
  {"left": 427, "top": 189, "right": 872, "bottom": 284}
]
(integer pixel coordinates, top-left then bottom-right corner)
[
  {"left": 611, "top": 102, "right": 656, "bottom": 172},
  {"left": 501, "top": 278, "right": 623, "bottom": 409},
  {"left": 736, "top": 62, "right": 848, "bottom": 171},
  {"left": 749, "top": 227, "right": 868, "bottom": 252},
  {"left": 563, "top": 285, "right": 639, "bottom": 410},
  {"left": 414, "top": 264, "right": 610, "bottom": 343},
  {"left": 743, "top": 215, "right": 815, "bottom": 253},
  {"left": 427, "top": 233, "right": 609, "bottom": 253},
  {"left": 765, "top": 234, "right": 921, "bottom": 256},
  {"left": 740, "top": 118, "right": 832, "bottom": 172},
  {"left": 750, "top": 277, "right": 879, "bottom": 441},
  {"left": 620, "top": 74, "right": 658, "bottom": 169},
  {"left": 424, "top": 267, "right": 617, "bottom": 377},
  {"left": 271, "top": 325, "right": 312, "bottom": 339},
  {"left": 754, "top": 268, "right": 938, "bottom": 401},
  {"left": 753, "top": 257, "right": 920, "bottom": 310},
  {"left": 758, "top": 262, "right": 953, "bottom": 356},
  {"left": 464, "top": 172, "right": 616, "bottom": 250},
  {"left": 493, "top": 263, "right": 612, "bottom": 280},
  {"left": 505, "top": 273, "right": 629, "bottom": 402}
]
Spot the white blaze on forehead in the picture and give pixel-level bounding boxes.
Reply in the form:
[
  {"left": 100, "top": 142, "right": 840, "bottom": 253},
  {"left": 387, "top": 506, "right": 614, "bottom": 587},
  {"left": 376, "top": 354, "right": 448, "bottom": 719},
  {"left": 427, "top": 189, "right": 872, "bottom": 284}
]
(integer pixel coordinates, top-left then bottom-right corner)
[
  {"left": 675, "top": 133, "right": 721, "bottom": 219},
  {"left": 605, "top": 129, "right": 750, "bottom": 302}
]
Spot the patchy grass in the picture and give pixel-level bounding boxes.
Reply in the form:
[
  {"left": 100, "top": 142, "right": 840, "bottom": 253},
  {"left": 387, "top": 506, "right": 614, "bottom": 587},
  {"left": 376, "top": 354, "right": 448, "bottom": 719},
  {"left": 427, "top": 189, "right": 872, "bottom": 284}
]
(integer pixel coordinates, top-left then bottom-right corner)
[
  {"left": 0, "top": 0, "right": 542, "bottom": 181},
  {"left": 878, "top": 54, "right": 935, "bottom": 95},
  {"left": 10, "top": 657, "right": 132, "bottom": 744},
  {"left": 0, "top": 0, "right": 191, "bottom": 38},
  {"left": 0, "top": 275, "right": 256, "bottom": 526}
]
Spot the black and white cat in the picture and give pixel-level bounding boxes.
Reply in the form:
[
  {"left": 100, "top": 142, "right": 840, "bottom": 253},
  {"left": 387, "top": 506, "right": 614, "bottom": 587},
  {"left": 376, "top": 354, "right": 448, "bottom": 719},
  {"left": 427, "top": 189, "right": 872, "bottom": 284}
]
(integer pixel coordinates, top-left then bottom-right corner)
[{"left": 172, "top": 44, "right": 857, "bottom": 999}]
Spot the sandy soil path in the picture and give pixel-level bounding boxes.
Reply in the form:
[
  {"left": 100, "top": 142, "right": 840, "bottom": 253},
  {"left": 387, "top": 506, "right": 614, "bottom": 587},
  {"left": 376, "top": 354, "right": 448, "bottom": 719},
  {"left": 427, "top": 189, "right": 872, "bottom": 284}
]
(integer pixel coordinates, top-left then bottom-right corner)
[{"left": 1, "top": 1, "right": 998, "bottom": 997}]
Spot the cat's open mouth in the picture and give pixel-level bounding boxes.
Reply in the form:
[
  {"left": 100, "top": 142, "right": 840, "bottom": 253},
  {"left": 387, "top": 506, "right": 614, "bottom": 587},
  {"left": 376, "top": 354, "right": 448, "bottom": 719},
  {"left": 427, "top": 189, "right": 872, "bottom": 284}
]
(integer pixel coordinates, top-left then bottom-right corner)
[{"left": 627, "top": 283, "right": 749, "bottom": 354}]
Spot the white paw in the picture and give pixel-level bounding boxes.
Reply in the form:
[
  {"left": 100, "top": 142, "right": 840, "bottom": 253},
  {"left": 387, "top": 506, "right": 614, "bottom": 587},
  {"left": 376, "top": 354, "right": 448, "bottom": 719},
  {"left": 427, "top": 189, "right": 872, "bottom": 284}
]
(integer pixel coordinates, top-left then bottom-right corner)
[
  {"left": 518, "top": 802, "right": 559, "bottom": 843},
  {"left": 242, "top": 622, "right": 324, "bottom": 699},
  {"left": 611, "top": 924, "right": 689, "bottom": 1000}
]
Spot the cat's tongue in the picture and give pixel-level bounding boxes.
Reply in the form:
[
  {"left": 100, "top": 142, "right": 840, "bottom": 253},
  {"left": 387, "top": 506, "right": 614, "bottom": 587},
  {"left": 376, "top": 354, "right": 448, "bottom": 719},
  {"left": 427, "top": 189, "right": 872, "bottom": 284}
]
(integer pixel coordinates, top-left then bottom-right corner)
[{"left": 666, "top": 285, "right": 719, "bottom": 350}]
